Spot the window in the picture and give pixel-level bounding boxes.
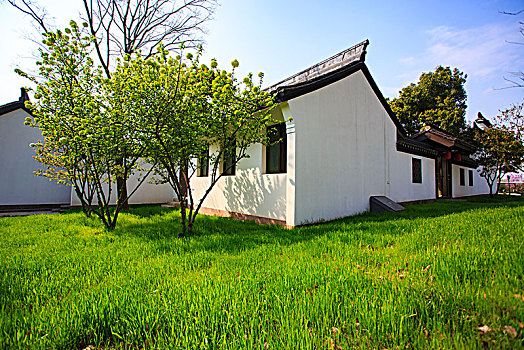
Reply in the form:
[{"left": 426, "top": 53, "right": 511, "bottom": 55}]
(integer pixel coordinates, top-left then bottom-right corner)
[
  {"left": 266, "top": 123, "right": 287, "bottom": 174},
  {"left": 468, "top": 169, "right": 473, "bottom": 187},
  {"left": 197, "top": 147, "right": 209, "bottom": 177},
  {"left": 222, "top": 143, "right": 236, "bottom": 176},
  {"left": 460, "top": 168, "right": 465, "bottom": 186},
  {"left": 412, "top": 158, "right": 422, "bottom": 183}
]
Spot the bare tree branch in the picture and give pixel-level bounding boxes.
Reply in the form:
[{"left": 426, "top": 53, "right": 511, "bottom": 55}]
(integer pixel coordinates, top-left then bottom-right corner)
[
  {"left": 500, "top": 9, "right": 524, "bottom": 88},
  {"left": 7, "top": 0, "right": 50, "bottom": 33},
  {"left": 9, "top": 0, "right": 217, "bottom": 73},
  {"left": 499, "top": 10, "right": 524, "bottom": 16}
]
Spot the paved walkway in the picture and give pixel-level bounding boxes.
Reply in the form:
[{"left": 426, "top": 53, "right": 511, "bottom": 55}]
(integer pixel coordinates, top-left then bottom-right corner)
[{"left": 0, "top": 210, "right": 61, "bottom": 218}]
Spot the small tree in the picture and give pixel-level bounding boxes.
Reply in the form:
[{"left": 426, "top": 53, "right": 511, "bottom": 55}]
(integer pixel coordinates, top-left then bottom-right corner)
[
  {"left": 389, "top": 66, "right": 468, "bottom": 136},
  {"left": 19, "top": 22, "right": 150, "bottom": 229},
  {"left": 494, "top": 101, "right": 524, "bottom": 162},
  {"left": 111, "top": 47, "right": 275, "bottom": 236},
  {"left": 475, "top": 122, "right": 524, "bottom": 197}
]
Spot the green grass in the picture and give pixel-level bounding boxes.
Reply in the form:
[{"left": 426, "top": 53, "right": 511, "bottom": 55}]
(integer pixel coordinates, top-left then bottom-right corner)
[{"left": 1, "top": 196, "right": 523, "bottom": 349}]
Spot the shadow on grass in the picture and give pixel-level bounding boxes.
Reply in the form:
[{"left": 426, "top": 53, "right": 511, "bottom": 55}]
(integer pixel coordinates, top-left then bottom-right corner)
[{"left": 110, "top": 195, "right": 524, "bottom": 255}]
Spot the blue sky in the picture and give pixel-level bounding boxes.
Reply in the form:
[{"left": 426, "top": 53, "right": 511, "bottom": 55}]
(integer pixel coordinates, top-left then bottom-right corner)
[{"left": 1, "top": 0, "right": 523, "bottom": 124}]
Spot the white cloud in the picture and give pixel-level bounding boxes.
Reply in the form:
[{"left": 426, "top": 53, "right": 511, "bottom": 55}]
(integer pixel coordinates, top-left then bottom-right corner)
[
  {"left": 398, "top": 56, "right": 415, "bottom": 64},
  {"left": 397, "top": 23, "right": 523, "bottom": 83},
  {"left": 392, "top": 22, "right": 524, "bottom": 122},
  {"left": 381, "top": 86, "right": 402, "bottom": 98},
  {"left": 426, "top": 24, "right": 519, "bottom": 77}
]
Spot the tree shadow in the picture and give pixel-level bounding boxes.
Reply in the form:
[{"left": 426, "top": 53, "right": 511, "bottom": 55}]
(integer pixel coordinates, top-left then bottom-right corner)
[{"left": 221, "top": 167, "right": 287, "bottom": 222}]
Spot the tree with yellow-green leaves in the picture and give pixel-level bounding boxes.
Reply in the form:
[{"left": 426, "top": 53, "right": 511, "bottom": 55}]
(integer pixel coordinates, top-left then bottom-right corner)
[
  {"left": 8, "top": 0, "right": 218, "bottom": 211},
  {"left": 18, "top": 22, "right": 275, "bottom": 234},
  {"left": 18, "top": 21, "right": 152, "bottom": 229},
  {"left": 110, "top": 46, "right": 275, "bottom": 236},
  {"left": 475, "top": 104, "right": 524, "bottom": 197}
]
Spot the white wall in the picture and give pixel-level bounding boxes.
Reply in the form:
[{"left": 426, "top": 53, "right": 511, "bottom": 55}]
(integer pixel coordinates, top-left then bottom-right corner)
[
  {"left": 190, "top": 142, "right": 288, "bottom": 221},
  {"left": 452, "top": 164, "right": 492, "bottom": 198},
  {"left": 388, "top": 152, "right": 436, "bottom": 203},
  {"left": 0, "top": 109, "right": 70, "bottom": 206},
  {"left": 70, "top": 162, "right": 174, "bottom": 206},
  {"left": 287, "top": 70, "right": 436, "bottom": 225}
]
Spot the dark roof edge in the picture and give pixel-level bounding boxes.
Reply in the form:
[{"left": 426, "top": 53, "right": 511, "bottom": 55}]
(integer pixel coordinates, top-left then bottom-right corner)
[
  {"left": 274, "top": 60, "right": 363, "bottom": 102},
  {"left": 267, "top": 40, "right": 369, "bottom": 93},
  {"left": 273, "top": 62, "right": 408, "bottom": 137},
  {"left": 396, "top": 138, "right": 439, "bottom": 158},
  {"left": 0, "top": 101, "right": 31, "bottom": 116},
  {"left": 0, "top": 88, "right": 31, "bottom": 116}
]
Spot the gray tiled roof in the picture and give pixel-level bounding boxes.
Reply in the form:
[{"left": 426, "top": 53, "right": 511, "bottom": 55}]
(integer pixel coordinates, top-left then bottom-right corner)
[{"left": 266, "top": 40, "right": 369, "bottom": 93}]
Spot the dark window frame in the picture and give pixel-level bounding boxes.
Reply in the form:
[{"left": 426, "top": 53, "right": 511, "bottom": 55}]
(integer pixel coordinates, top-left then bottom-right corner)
[
  {"left": 197, "top": 147, "right": 209, "bottom": 177},
  {"left": 460, "top": 168, "right": 465, "bottom": 186},
  {"left": 266, "top": 123, "right": 287, "bottom": 174},
  {"left": 412, "top": 158, "right": 422, "bottom": 183},
  {"left": 222, "top": 143, "right": 236, "bottom": 176},
  {"left": 468, "top": 169, "right": 473, "bottom": 187}
]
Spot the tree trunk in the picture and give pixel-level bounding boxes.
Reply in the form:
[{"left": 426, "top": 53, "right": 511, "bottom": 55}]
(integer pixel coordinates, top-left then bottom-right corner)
[
  {"left": 178, "top": 164, "right": 189, "bottom": 238},
  {"left": 117, "top": 175, "right": 129, "bottom": 211},
  {"left": 495, "top": 178, "right": 501, "bottom": 196}
]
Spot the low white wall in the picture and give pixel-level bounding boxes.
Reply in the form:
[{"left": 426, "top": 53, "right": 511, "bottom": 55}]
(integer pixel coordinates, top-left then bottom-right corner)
[
  {"left": 388, "top": 151, "right": 436, "bottom": 203},
  {"left": 190, "top": 143, "right": 288, "bottom": 221},
  {"left": 70, "top": 162, "right": 174, "bottom": 206},
  {"left": 452, "top": 164, "right": 493, "bottom": 198},
  {"left": 0, "top": 109, "right": 70, "bottom": 206}
]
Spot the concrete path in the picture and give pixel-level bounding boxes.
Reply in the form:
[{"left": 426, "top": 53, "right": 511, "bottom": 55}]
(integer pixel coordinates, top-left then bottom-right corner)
[{"left": 0, "top": 210, "right": 61, "bottom": 217}]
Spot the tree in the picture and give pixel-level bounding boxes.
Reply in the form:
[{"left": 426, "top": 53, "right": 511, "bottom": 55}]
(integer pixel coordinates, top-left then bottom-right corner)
[
  {"left": 7, "top": 0, "right": 217, "bottom": 210},
  {"left": 475, "top": 108, "right": 524, "bottom": 197},
  {"left": 388, "top": 66, "right": 468, "bottom": 136},
  {"left": 111, "top": 47, "right": 275, "bottom": 236},
  {"left": 18, "top": 22, "right": 151, "bottom": 229},
  {"left": 494, "top": 101, "right": 524, "bottom": 153}
]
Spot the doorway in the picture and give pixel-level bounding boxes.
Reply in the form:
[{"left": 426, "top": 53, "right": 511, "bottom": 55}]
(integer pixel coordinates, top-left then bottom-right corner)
[{"left": 436, "top": 156, "right": 452, "bottom": 198}]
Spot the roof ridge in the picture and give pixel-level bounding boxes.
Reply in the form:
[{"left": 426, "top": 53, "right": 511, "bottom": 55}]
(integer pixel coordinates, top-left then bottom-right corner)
[{"left": 266, "top": 39, "right": 369, "bottom": 93}]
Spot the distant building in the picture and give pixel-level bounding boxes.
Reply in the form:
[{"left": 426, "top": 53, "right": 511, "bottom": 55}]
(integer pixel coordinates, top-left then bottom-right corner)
[{"left": 474, "top": 112, "right": 492, "bottom": 131}]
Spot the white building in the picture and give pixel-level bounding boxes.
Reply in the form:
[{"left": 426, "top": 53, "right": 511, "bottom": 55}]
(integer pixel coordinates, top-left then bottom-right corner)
[
  {"left": 1, "top": 41, "right": 493, "bottom": 224},
  {"left": 190, "top": 40, "right": 492, "bottom": 227}
]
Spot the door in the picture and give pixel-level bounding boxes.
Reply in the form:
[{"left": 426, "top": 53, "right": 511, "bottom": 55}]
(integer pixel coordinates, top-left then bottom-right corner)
[{"left": 436, "top": 156, "right": 452, "bottom": 198}]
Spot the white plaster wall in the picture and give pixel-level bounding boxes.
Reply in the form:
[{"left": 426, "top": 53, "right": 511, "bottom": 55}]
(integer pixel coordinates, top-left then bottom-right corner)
[
  {"left": 289, "top": 71, "right": 387, "bottom": 224},
  {"left": 451, "top": 164, "right": 492, "bottom": 198},
  {"left": 70, "top": 162, "right": 174, "bottom": 206},
  {"left": 190, "top": 142, "right": 288, "bottom": 221},
  {"left": 287, "top": 70, "right": 436, "bottom": 225},
  {"left": 0, "top": 109, "right": 70, "bottom": 206},
  {"left": 388, "top": 152, "right": 436, "bottom": 203}
]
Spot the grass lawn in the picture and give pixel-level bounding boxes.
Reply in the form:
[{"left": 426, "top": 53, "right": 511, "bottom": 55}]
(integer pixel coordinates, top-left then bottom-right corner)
[{"left": 1, "top": 196, "right": 523, "bottom": 349}]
